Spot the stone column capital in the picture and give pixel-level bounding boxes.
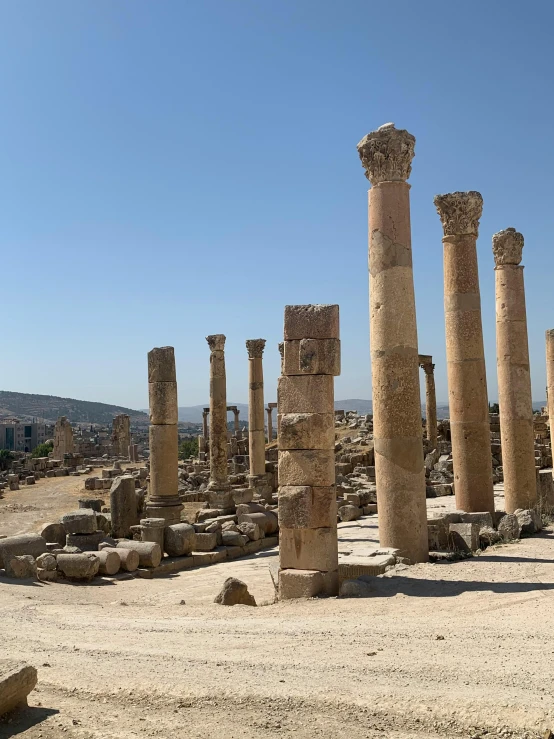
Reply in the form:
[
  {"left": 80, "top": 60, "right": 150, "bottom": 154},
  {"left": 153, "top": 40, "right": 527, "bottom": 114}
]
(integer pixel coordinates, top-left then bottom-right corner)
[
  {"left": 357, "top": 122, "right": 415, "bottom": 186},
  {"left": 246, "top": 338, "right": 266, "bottom": 359},
  {"left": 203, "top": 407, "right": 210, "bottom": 415},
  {"left": 434, "top": 191, "right": 483, "bottom": 237},
  {"left": 420, "top": 362, "right": 435, "bottom": 375},
  {"left": 492, "top": 227, "right": 524, "bottom": 267},
  {"left": 206, "top": 334, "right": 226, "bottom": 352}
]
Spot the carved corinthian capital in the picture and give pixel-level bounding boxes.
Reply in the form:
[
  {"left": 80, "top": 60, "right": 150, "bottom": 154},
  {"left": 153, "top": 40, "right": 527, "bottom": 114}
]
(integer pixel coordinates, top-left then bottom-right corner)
[
  {"left": 206, "top": 334, "right": 226, "bottom": 352},
  {"left": 246, "top": 338, "right": 266, "bottom": 359},
  {"left": 434, "top": 191, "right": 483, "bottom": 237},
  {"left": 357, "top": 122, "right": 415, "bottom": 186},
  {"left": 492, "top": 227, "right": 524, "bottom": 267}
]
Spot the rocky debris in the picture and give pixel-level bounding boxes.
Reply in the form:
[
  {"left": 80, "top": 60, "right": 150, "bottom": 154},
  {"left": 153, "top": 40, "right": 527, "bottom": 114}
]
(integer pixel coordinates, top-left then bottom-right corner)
[
  {"left": 0, "top": 660, "right": 38, "bottom": 716},
  {"left": 448, "top": 523, "right": 480, "bottom": 553},
  {"left": 164, "top": 523, "right": 196, "bottom": 557},
  {"left": 479, "top": 526, "right": 503, "bottom": 546},
  {"left": 514, "top": 508, "right": 542, "bottom": 535},
  {"left": 214, "top": 577, "right": 256, "bottom": 606},
  {"left": 497, "top": 513, "right": 522, "bottom": 542},
  {"left": 4, "top": 555, "right": 37, "bottom": 579},
  {"left": 57, "top": 553, "right": 100, "bottom": 581},
  {"left": 237, "top": 521, "right": 263, "bottom": 541}
]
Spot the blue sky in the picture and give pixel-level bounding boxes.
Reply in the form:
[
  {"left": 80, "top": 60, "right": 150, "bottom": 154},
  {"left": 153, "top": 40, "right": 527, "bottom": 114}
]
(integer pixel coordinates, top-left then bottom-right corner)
[{"left": 1, "top": 1, "right": 553, "bottom": 409}]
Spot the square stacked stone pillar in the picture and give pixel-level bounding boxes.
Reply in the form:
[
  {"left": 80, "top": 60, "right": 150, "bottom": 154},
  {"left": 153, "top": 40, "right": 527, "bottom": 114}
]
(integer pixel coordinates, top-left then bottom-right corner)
[{"left": 278, "top": 305, "right": 340, "bottom": 600}]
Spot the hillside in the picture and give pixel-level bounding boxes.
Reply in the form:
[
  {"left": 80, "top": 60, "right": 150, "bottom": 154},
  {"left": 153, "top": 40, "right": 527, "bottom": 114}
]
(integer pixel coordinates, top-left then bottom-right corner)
[{"left": 0, "top": 391, "right": 147, "bottom": 425}]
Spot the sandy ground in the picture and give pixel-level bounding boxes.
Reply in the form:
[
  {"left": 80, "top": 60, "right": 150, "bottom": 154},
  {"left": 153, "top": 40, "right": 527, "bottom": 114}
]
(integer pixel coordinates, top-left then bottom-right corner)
[{"left": 1, "top": 479, "right": 554, "bottom": 738}]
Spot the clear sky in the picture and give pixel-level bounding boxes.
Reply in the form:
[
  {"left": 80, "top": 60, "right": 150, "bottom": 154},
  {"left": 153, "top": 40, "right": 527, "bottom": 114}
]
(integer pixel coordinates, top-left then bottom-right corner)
[{"left": 1, "top": 1, "right": 553, "bottom": 410}]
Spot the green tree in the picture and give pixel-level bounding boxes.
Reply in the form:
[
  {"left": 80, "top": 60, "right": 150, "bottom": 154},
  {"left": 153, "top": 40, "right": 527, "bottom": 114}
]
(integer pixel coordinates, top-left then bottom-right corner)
[
  {"left": 32, "top": 442, "right": 53, "bottom": 458},
  {"left": 0, "top": 449, "right": 14, "bottom": 471},
  {"left": 489, "top": 403, "right": 500, "bottom": 414},
  {"left": 178, "top": 437, "right": 198, "bottom": 460}
]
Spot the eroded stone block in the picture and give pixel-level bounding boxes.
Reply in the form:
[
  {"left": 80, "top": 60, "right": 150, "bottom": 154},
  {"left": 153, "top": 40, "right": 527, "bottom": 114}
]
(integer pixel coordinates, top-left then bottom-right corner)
[
  {"left": 284, "top": 304, "right": 340, "bottom": 341},
  {"left": 279, "top": 527, "right": 338, "bottom": 571},
  {"left": 278, "top": 413, "right": 335, "bottom": 450},
  {"left": 279, "top": 450, "right": 335, "bottom": 487},
  {"left": 283, "top": 339, "right": 340, "bottom": 376},
  {"left": 279, "top": 486, "right": 336, "bottom": 529}
]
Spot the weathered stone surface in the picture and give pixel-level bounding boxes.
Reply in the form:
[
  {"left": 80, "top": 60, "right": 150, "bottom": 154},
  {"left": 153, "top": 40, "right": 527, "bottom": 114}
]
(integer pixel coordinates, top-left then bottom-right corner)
[
  {"left": 283, "top": 339, "right": 341, "bottom": 376},
  {"left": 278, "top": 450, "right": 335, "bottom": 487},
  {"left": 214, "top": 577, "right": 256, "bottom": 606},
  {"left": 237, "top": 510, "right": 278, "bottom": 535},
  {"left": 221, "top": 530, "right": 248, "bottom": 547},
  {"left": 339, "top": 578, "right": 374, "bottom": 598},
  {"left": 279, "top": 486, "right": 336, "bottom": 529},
  {"left": 148, "top": 381, "right": 178, "bottom": 425},
  {"left": 116, "top": 541, "right": 161, "bottom": 568},
  {"left": 61, "top": 509, "right": 97, "bottom": 535},
  {"left": 148, "top": 346, "right": 176, "bottom": 383},
  {"left": 66, "top": 531, "right": 105, "bottom": 551},
  {"left": 57, "top": 553, "right": 100, "bottom": 581},
  {"left": 36, "top": 553, "right": 57, "bottom": 571},
  {"left": 278, "top": 375, "right": 334, "bottom": 415},
  {"left": 497, "top": 513, "right": 522, "bottom": 541},
  {"left": 0, "top": 534, "right": 47, "bottom": 568},
  {"left": 78, "top": 498, "right": 104, "bottom": 512},
  {"left": 279, "top": 527, "right": 338, "bottom": 571},
  {"left": 102, "top": 547, "right": 139, "bottom": 572},
  {"left": 479, "top": 526, "right": 503, "bottom": 546},
  {"left": 278, "top": 413, "right": 335, "bottom": 450},
  {"left": 278, "top": 569, "right": 324, "bottom": 599},
  {"left": 460, "top": 512, "right": 494, "bottom": 529},
  {"left": 40, "top": 523, "right": 66, "bottom": 547},
  {"left": 449, "top": 522, "right": 480, "bottom": 552},
  {"left": 237, "top": 521, "right": 262, "bottom": 541},
  {"left": 110, "top": 476, "right": 138, "bottom": 538},
  {"left": 164, "top": 523, "right": 196, "bottom": 557},
  {"left": 95, "top": 549, "right": 121, "bottom": 575},
  {"left": 514, "top": 508, "right": 542, "bottom": 535},
  {"left": 193, "top": 532, "right": 218, "bottom": 551},
  {"left": 5, "top": 555, "right": 37, "bottom": 579},
  {"left": 0, "top": 660, "right": 38, "bottom": 715},
  {"left": 338, "top": 504, "right": 362, "bottom": 522},
  {"left": 357, "top": 123, "right": 415, "bottom": 186},
  {"left": 283, "top": 305, "right": 340, "bottom": 341}
]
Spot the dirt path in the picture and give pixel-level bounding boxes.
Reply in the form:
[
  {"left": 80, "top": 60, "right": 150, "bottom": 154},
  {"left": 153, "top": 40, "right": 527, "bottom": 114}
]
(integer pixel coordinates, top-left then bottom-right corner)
[{"left": 1, "top": 524, "right": 554, "bottom": 739}]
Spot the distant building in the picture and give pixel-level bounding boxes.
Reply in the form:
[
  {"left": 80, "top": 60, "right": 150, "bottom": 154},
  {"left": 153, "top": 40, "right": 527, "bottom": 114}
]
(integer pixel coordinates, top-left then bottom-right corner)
[{"left": 0, "top": 422, "right": 47, "bottom": 452}]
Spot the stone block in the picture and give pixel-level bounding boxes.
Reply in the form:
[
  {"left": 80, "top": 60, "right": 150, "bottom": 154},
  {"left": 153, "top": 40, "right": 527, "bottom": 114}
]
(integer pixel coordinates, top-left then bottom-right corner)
[
  {"left": 5, "top": 555, "right": 37, "bottom": 579},
  {"left": 148, "top": 381, "right": 178, "bottom": 425},
  {"left": 338, "top": 555, "right": 395, "bottom": 585},
  {"left": 0, "top": 660, "right": 38, "bottom": 715},
  {"left": 61, "top": 509, "right": 97, "bottom": 535},
  {"left": 278, "top": 569, "right": 324, "bottom": 599},
  {"left": 284, "top": 304, "right": 340, "bottom": 340},
  {"left": 36, "top": 553, "right": 57, "bottom": 570},
  {"left": 148, "top": 346, "right": 176, "bottom": 383},
  {"left": 497, "top": 513, "right": 522, "bottom": 541},
  {"left": 283, "top": 339, "right": 341, "bottom": 376},
  {"left": 460, "top": 511, "right": 494, "bottom": 529},
  {"left": 279, "top": 450, "right": 335, "bottom": 487},
  {"left": 78, "top": 498, "right": 104, "bottom": 512},
  {"left": 39, "top": 523, "right": 66, "bottom": 547},
  {"left": 449, "top": 523, "right": 480, "bottom": 552},
  {"left": 164, "top": 523, "right": 196, "bottom": 556},
  {"left": 110, "top": 475, "right": 138, "bottom": 538},
  {"left": 338, "top": 504, "right": 362, "bottom": 522},
  {"left": 214, "top": 577, "right": 256, "bottom": 606},
  {"left": 57, "top": 553, "right": 100, "bottom": 581},
  {"left": 95, "top": 549, "right": 121, "bottom": 575},
  {"left": 277, "top": 375, "right": 334, "bottom": 415},
  {"left": 514, "top": 508, "right": 541, "bottom": 535},
  {"left": 149, "top": 424, "right": 178, "bottom": 495},
  {"left": 278, "top": 413, "right": 335, "bottom": 450},
  {"left": 237, "top": 521, "right": 262, "bottom": 541},
  {"left": 279, "top": 527, "right": 338, "bottom": 571},
  {"left": 116, "top": 540, "right": 161, "bottom": 568},
  {"left": 194, "top": 532, "right": 218, "bottom": 551},
  {"left": 279, "top": 485, "right": 336, "bottom": 529},
  {"left": 66, "top": 530, "right": 105, "bottom": 551},
  {"left": 221, "top": 530, "right": 248, "bottom": 547},
  {"left": 237, "top": 510, "right": 278, "bottom": 535},
  {"left": 0, "top": 534, "right": 47, "bottom": 568},
  {"left": 102, "top": 546, "right": 139, "bottom": 572}
]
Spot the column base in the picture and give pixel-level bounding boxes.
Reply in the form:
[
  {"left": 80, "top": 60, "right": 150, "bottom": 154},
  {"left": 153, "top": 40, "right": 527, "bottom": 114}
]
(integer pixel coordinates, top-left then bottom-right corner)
[{"left": 144, "top": 497, "right": 183, "bottom": 526}]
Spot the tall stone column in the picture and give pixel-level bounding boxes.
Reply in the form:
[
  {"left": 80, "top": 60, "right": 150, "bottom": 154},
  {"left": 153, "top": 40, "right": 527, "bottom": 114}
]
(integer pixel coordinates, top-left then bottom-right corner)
[
  {"left": 246, "top": 339, "right": 270, "bottom": 501},
  {"left": 202, "top": 408, "right": 209, "bottom": 439},
  {"left": 419, "top": 355, "right": 438, "bottom": 448},
  {"left": 269, "top": 403, "right": 278, "bottom": 439},
  {"left": 266, "top": 406, "right": 273, "bottom": 442},
  {"left": 278, "top": 304, "right": 340, "bottom": 599},
  {"left": 357, "top": 123, "right": 428, "bottom": 563},
  {"left": 434, "top": 191, "right": 494, "bottom": 514},
  {"left": 145, "top": 346, "right": 182, "bottom": 524},
  {"left": 546, "top": 331, "right": 554, "bottom": 443},
  {"left": 206, "top": 335, "right": 231, "bottom": 508},
  {"left": 494, "top": 228, "right": 537, "bottom": 512},
  {"left": 232, "top": 408, "right": 242, "bottom": 439}
]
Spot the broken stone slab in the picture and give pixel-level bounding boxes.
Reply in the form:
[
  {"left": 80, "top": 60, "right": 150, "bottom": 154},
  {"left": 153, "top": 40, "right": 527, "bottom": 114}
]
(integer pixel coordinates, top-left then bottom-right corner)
[
  {"left": 278, "top": 569, "right": 324, "bottom": 599},
  {"left": 479, "top": 526, "right": 503, "bottom": 546},
  {"left": 110, "top": 475, "right": 138, "bottom": 538},
  {"left": 338, "top": 555, "right": 395, "bottom": 585},
  {"left": 237, "top": 510, "right": 278, "bottom": 535},
  {"left": 0, "top": 534, "right": 47, "bottom": 568},
  {"left": 497, "top": 513, "right": 522, "bottom": 542},
  {"left": 78, "top": 498, "right": 104, "bottom": 512},
  {"left": 514, "top": 508, "right": 542, "bottom": 535},
  {"left": 66, "top": 530, "right": 105, "bottom": 551},
  {"left": 221, "top": 530, "right": 248, "bottom": 547},
  {"left": 214, "top": 577, "right": 256, "bottom": 606},
  {"left": 193, "top": 532, "right": 218, "bottom": 551},
  {"left": 57, "top": 553, "right": 100, "bottom": 581},
  {"left": 448, "top": 523, "right": 480, "bottom": 552},
  {"left": 460, "top": 511, "right": 494, "bottom": 529},
  {"left": 116, "top": 540, "right": 161, "bottom": 568},
  {"left": 36, "top": 553, "right": 57, "bottom": 571},
  {"left": 164, "top": 523, "right": 196, "bottom": 557},
  {"left": 4, "top": 555, "right": 37, "bottom": 579},
  {"left": 237, "top": 521, "right": 262, "bottom": 541},
  {"left": 0, "top": 660, "right": 38, "bottom": 716},
  {"left": 61, "top": 509, "right": 97, "bottom": 535}
]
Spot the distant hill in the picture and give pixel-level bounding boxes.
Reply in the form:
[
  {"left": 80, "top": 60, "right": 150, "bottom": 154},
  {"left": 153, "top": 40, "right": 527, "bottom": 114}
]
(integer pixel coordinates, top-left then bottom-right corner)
[
  {"left": 177, "top": 403, "right": 249, "bottom": 424},
  {"left": 0, "top": 391, "right": 147, "bottom": 425}
]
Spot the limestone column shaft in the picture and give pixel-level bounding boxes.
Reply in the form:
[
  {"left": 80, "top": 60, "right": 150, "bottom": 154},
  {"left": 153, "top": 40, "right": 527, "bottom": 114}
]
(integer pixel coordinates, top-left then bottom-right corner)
[
  {"left": 419, "top": 356, "right": 438, "bottom": 448},
  {"left": 267, "top": 407, "right": 273, "bottom": 442},
  {"left": 493, "top": 228, "right": 536, "bottom": 512},
  {"left": 357, "top": 123, "right": 428, "bottom": 563},
  {"left": 202, "top": 409, "right": 209, "bottom": 439},
  {"left": 146, "top": 346, "right": 182, "bottom": 525},
  {"left": 246, "top": 340, "right": 267, "bottom": 477},
  {"left": 546, "top": 331, "right": 554, "bottom": 442},
  {"left": 206, "top": 335, "right": 230, "bottom": 495},
  {"left": 434, "top": 191, "right": 494, "bottom": 514}
]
